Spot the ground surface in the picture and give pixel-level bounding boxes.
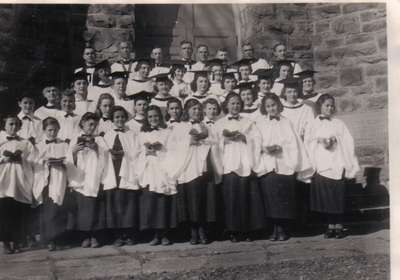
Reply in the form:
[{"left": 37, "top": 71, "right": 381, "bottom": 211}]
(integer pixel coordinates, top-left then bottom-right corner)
[{"left": 0, "top": 221, "right": 389, "bottom": 280}]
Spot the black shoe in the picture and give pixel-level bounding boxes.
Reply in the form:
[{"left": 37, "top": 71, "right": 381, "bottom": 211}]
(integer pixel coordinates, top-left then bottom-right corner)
[
  {"left": 161, "top": 236, "right": 172, "bottom": 246},
  {"left": 324, "top": 229, "right": 335, "bottom": 239},
  {"left": 113, "top": 238, "right": 124, "bottom": 247},
  {"left": 269, "top": 226, "right": 278, "bottom": 241},
  {"left": 229, "top": 234, "right": 239, "bottom": 243},
  {"left": 125, "top": 237, "right": 136, "bottom": 246},
  {"left": 335, "top": 229, "right": 346, "bottom": 239},
  {"left": 149, "top": 237, "right": 161, "bottom": 246},
  {"left": 48, "top": 242, "right": 56, "bottom": 252},
  {"left": 3, "top": 242, "right": 14, "bottom": 254},
  {"left": 198, "top": 227, "right": 209, "bottom": 244},
  {"left": 190, "top": 228, "right": 199, "bottom": 245},
  {"left": 245, "top": 236, "right": 253, "bottom": 242},
  {"left": 90, "top": 237, "right": 101, "bottom": 248}
]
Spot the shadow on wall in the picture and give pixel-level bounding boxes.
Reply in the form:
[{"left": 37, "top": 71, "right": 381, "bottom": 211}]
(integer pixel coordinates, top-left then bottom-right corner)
[{"left": 0, "top": 4, "right": 89, "bottom": 116}]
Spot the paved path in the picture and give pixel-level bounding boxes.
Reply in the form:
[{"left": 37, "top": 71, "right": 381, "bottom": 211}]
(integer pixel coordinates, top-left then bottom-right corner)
[{"left": 0, "top": 223, "right": 389, "bottom": 280}]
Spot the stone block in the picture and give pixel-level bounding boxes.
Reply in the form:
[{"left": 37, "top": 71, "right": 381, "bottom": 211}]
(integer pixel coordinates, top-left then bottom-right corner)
[
  {"left": 326, "top": 88, "right": 348, "bottom": 97},
  {"left": 250, "top": 5, "right": 275, "bottom": 17},
  {"left": 87, "top": 13, "right": 116, "bottom": 28},
  {"left": 366, "top": 63, "right": 387, "bottom": 76},
  {"left": 367, "top": 95, "right": 387, "bottom": 110},
  {"left": 362, "top": 20, "right": 386, "bottom": 32},
  {"left": 338, "top": 98, "right": 362, "bottom": 113},
  {"left": 345, "top": 34, "right": 374, "bottom": 45},
  {"left": 283, "top": 7, "right": 308, "bottom": 20},
  {"left": 332, "top": 16, "right": 360, "bottom": 34},
  {"left": 360, "top": 9, "right": 386, "bottom": 22},
  {"left": 351, "top": 84, "right": 373, "bottom": 95},
  {"left": 312, "top": 4, "right": 341, "bottom": 20},
  {"left": 267, "top": 21, "right": 295, "bottom": 35},
  {"left": 357, "top": 55, "right": 387, "bottom": 64},
  {"left": 317, "top": 75, "right": 338, "bottom": 89},
  {"left": 334, "top": 43, "right": 377, "bottom": 59},
  {"left": 294, "top": 21, "right": 313, "bottom": 34},
  {"left": 325, "top": 38, "right": 344, "bottom": 48},
  {"left": 315, "top": 21, "right": 330, "bottom": 33},
  {"left": 343, "top": 3, "right": 385, "bottom": 14},
  {"left": 356, "top": 146, "right": 385, "bottom": 166},
  {"left": 375, "top": 77, "right": 388, "bottom": 92},
  {"left": 378, "top": 34, "right": 387, "bottom": 51},
  {"left": 314, "top": 49, "right": 332, "bottom": 62},
  {"left": 289, "top": 37, "right": 312, "bottom": 51},
  {"left": 340, "top": 67, "right": 363, "bottom": 86},
  {"left": 116, "top": 15, "right": 135, "bottom": 29}
]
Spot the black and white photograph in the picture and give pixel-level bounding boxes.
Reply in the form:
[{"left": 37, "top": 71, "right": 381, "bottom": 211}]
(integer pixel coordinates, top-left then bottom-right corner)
[{"left": 0, "top": 1, "right": 392, "bottom": 279}]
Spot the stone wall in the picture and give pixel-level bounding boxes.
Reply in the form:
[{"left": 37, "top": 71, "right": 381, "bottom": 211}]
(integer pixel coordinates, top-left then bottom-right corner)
[{"left": 237, "top": 3, "right": 388, "bottom": 183}]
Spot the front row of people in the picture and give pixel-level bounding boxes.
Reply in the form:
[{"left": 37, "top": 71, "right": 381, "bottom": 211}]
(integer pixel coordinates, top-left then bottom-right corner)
[{"left": 0, "top": 93, "right": 359, "bottom": 254}]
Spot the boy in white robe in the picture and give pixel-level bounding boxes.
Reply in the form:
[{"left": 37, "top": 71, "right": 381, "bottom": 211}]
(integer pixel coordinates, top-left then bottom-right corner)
[
  {"left": 17, "top": 94, "right": 42, "bottom": 145},
  {"left": 34, "top": 86, "right": 61, "bottom": 120}
]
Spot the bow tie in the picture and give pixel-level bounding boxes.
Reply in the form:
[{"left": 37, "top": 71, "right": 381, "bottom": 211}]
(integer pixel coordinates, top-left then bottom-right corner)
[
  {"left": 206, "top": 120, "right": 214, "bottom": 124},
  {"left": 64, "top": 113, "right": 74, "bottom": 118},
  {"left": 170, "top": 120, "right": 180, "bottom": 123},
  {"left": 319, "top": 116, "right": 331, "bottom": 121},
  {"left": 149, "top": 127, "right": 159, "bottom": 131},
  {"left": 102, "top": 117, "right": 111, "bottom": 122},
  {"left": 45, "top": 139, "right": 57, "bottom": 144},
  {"left": 269, "top": 115, "right": 280, "bottom": 121},
  {"left": 45, "top": 105, "right": 57, "bottom": 109},
  {"left": 190, "top": 120, "right": 200, "bottom": 124},
  {"left": 228, "top": 115, "right": 240, "bottom": 121},
  {"left": 114, "top": 128, "right": 125, "bottom": 133},
  {"left": 6, "top": 136, "right": 20, "bottom": 141},
  {"left": 21, "top": 116, "right": 32, "bottom": 121}
]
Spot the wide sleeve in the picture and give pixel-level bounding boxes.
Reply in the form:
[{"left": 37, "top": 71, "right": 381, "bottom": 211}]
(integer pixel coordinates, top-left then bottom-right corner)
[{"left": 337, "top": 121, "right": 360, "bottom": 179}]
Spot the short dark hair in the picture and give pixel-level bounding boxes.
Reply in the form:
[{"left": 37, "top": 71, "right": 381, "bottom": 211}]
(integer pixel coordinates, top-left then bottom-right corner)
[
  {"left": 222, "top": 92, "right": 244, "bottom": 114},
  {"left": 61, "top": 89, "right": 76, "bottom": 98},
  {"left": 197, "top": 44, "right": 208, "bottom": 51},
  {"left": 180, "top": 40, "right": 192, "bottom": 47},
  {"left": 281, "top": 85, "right": 300, "bottom": 100},
  {"left": 239, "top": 87, "right": 257, "bottom": 103},
  {"left": 190, "top": 73, "right": 210, "bottom": 93},
  {"left": 79, "top": 112, "right": 99, "bottom": 129},
  {"left": 260, "top": 93, "right": 284, "bottom": 116},
  {"left": 42, "top": 117, "right": 60, "bottom": 131},
  {"left": 134, "top": 60, "right": 151, "bottom": 72},
  {"left": 110, "top": 105, "right": 129, "bottom": 121},
  {"left": 181, "top": 99, "right": 203, "bottom": 122},
  {"left": 315, "top": 94, "right": 336, "bottom": 115},
  {"left": 221, "top": 75, "right": 237, "bottom": 90},
  {"left": 202, "top": 98, "right": 221, "bottom": 116},
  {"left": 3, "top": 114, "right": 22, "bottom": 131},
  {"left": 141, "top": 105, "right": 167, "bottom": 132},
  {"left": 165, "top": 97, "right": 183, "bottom": 121}
]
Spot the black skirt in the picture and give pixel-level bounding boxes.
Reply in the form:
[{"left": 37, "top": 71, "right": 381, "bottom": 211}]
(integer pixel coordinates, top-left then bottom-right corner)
[
  {"left": 104, "top": 188, "right": 140, "bottom": 229},
  {"left": 0, "top": 197, "right": 28, "bottom": 242},
  {"left": 71, "top": 190, "right": 106, "bottom": 232},
  {"left": 39, "top": 198, "right": 68, "bottom": 243},
  {"left": 139, "top": 188, "right": 177, "bottom": 230},
  {"left": 310, "top": 173, "right": 345, "bottom": 214},
  {"left": 259, "top": 172, "right": 297, "bottom": 219},
  {"left": 221, "top": 172, "right": 265, "bottom": 232}
]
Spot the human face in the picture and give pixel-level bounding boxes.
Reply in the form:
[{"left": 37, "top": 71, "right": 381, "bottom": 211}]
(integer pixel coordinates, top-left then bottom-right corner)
[
  {"left": 138, "top": 63, "right": 150, "bottom": 79},
  {"left": 4, "top": 118, "right": 20, "bottom": 135},
  {"left": 223, "top": 78, "right": 236, "bottom": 91},
  {"left": 44, "top": 124, "right": 59, "bottom": 140},
  {"left": 284, "top": 88, "right": 298, "bottom": 104},
  {"left": 240, "top": 89, "right": 255, "bottom": 107},
  {"left": 274, "top": 44, "right": 287, "bottom": 60},
  {"left": 242, "top": 45, "right": 254, "bottom": 59},
  {"left": 151, "top": 48, "right": 163, "bottom": 64},
  {"left": 320, "top": 99, "right": 335, "bottom": 117},
  {"left": 97, "top": 68, "right": 110, "bottom": 81},
  {"left": 196, "top": 76, "right": 209, "bottom": 94},
  {"left": 147, "top": 109, "right": 160, "bottom": 128},
  {"left": 135, "top": 100, "right": 148, "bottom": 116},
  {"left": 227, "top": 96, "right": 241, "bottom": 116},
  {"left": 216, "top": 50, "right": 228, "bottom": 61},
  {"left": 43, "top": 86, "right": 59, "bottom": 105},
  {"left": 181, "top": 43, "right": 193, "bottom": 60},
  {"left": 264, "top": 98, "right": 279, "bottom": 116},
  {"left": 61, "top": 95, "right": 75, "bottom": 113},
  {"left": 211, "top": 65, "right": 223, "bottom": 82},
  {"left": 119, "top": 42, "right": 131, "bottom": 60},
  {"left": 174, "top": 68, "right": 184, "bottom": 81},
  {"left": 156, "top": 81, "right": 169, "bottom": 96},
  {"left": 258, "top": 79, "right": 272, "bottom": 94},
  {"left": 113, "top": 110, "right": 127, "bottom": 128},
  {"left": 18, "top": 97, "right": 35, "bottom": 114},
  {"left": 83, "top": 48, "right": 96, "bottom": 65},
  {"left": 167, "top": 102, "right": 181, "bottom": 120},
  {"left": 112, "top": 78, "right": 126, "bottom": 96},
  {"left": 81, "top": 119, "right": 98, "bottom": 135},
  {"left": 302, "top": 77, "right": 314, "bottom": 93},
  {"left": 239, "top": 65, "right": 251, "bottom": 80},
  {"left": 197, "top": 46, "right": 209, "bottom": 62},
  {"left": 279, "top": 65, "right": 290, "bottom": 80},
  {"left": 73, "top": 80, "right": 88, "bottom": 98},
  {"left": 188, "top": 104, "right": 202, "bottom": 122},
  {"left": 99, "top": 99, "right": 113, "bottom": 117},
  {"left": 204, "top": 103, "right": 218, "bottom": 120}
]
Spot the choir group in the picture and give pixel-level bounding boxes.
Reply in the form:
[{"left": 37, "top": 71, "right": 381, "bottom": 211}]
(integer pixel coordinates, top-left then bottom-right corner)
[{"left": 0, "top": 40, "right": 360, "bottom": 254}]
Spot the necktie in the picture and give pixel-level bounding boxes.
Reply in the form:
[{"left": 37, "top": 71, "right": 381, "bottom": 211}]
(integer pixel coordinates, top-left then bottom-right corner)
[
  {"left": 269, "top": 115, "right": 280, "bottom": 121},
  {"left": 45, "top": 139, "right": 57, "bottom": 144},
  {"left": 319, "top": 116, "right": 331, "bottom": 121}
]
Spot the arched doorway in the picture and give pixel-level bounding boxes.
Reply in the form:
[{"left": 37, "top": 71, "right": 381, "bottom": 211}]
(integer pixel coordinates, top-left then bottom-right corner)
[{"left": 135, "top": 4, "right": 238, "bottom": 61}]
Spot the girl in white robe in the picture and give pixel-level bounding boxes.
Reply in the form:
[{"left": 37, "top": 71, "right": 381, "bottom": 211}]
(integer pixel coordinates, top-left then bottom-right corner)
[
  {"left": 169, "top": 63, "right": 190, "bottom": 103},
  {"left": 136, "top": 105, "right": 177, "bottom": 246},
  {"left": 33, "top": 117, "right": 70, "bottom": 251},
  {"left": 72, "top": 71, "right": 97, "bottom": 115},
  {"left": 237, "top": 82, "right": 262, "bottom": 121},
  {"left": 254, "top": 94, "right": 313, "bottom": 241},
  {"left": 56, "top": 91, "right": 80, "bottom": 144},
  {"left": 126, "top": 91, "right": 151, "bottom": 134},
  {"left": 304, "top": 94, "right": 360, "bottom": 239},
  {"left": 214, "top": 93, "right": 265, "bottom": 242},
  {"left": 149, "top": 73, "right": 175, "bottom": 117},
  {"left": 189, "top": 71, "right": 219, "bottom": 104},
  {"left": 95, "top": 93, "right": 115, "bottom": 136},
  {"left": 0, "top": 115, "right": 36, "bottom": 254},
  {"left": 66, "top": 112, "right": 107, "bottom": 248},
  {"left": 165, "top": 97, "right": 183, "bottom": 130},
  {"left": 296, "top": 70, "right": 321, "bottom": 114},
  {"left": 100, "top": 106, "right": 140, "bottom": 246}
]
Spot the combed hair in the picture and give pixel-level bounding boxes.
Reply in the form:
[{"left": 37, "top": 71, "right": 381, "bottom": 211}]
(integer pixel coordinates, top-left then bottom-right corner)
[
  {"left": 315, "top": 94, "right": 336, "bottom": 115},
  {"left": 165, "top": 97, "right": 183, "bottom": 121},
  {"left": 260, "top": 93, "right": 284, "bottom": 116},
  {"left": 95, "top": 93, "right": 115, "bottom": 118},
  {"left": 141, "top": 105, "right": 167, "bottom": 132},
  {"left": 221, "top": 92, "right": 244, "bottom": 114},
  {"left": 181, "top": 98, "right": 203, "bottom": 122},
  {"left": 110, "top": 105, "right": 129, "bottom": 121},
  {"left": 202, "top": 98, "right": 221, "bottom": 116},
  {"left": 79, "top": 112, "right": 100, "bottom": 129}
]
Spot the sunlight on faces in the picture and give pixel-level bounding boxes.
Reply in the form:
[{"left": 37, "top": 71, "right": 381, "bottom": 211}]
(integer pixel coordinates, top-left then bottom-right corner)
[
  {"left": 216, "top": 50, "right": 228, "bottom": 61},
  {"left": 83, "top": 48, "right": 96, "bottom": 65},
  {"left": 274, "top": 44, "right": 287, "bottom": 60},
  {"left": 43, "top": 86, "right": 60, "bottom": 105},
  {"left": 112, "top": 78, "right": 127, "bottom": 96},
  {"left": 258, "top": 79, "right": 272, "bottom": 93},
  {"left": 4, "top": 117, "right": 21, "bottom": 135},
  {"left": 264, "top": 98, "right": 279, "bottom": 117},
  {"left": 239, "top": 65, "right": 251, "bottom": 80},
  {"left": 227, "top": 95, "right": 242, "bottom": 116},
  {"left": 321, "top": 99, "right": 335, "bottom": 117},
  {"left": 81, "top": 119, "right": 98, "bottom": 135},
  {"left": 73, "top": 80, "right": 88, "bottom": 98},
  {"left": 113, "top": 110, "right": 127, "bottom": 129},
  {"left": 197, "top": 46, "right": 209, "bottom": 62},
  {"left": 188, "top": 103, "right": 202, "bottom": 122},
  {"left": 119, "top": 42, "right": 131, "bottom": 59},
  {"left": 147, "top": 109, "right": 160, "bottom": 128},
  {"left": 302, "top": 77, "right": 314, "bottom": 93},
  {"left": 18, "top": 97, "right": 35, "bottom": 114},
  {"left": 196, "top": 76, "right": 209, "bottom": 94},
  {"left": 279, "top": 65, "right": 290, "bottom": 80},
  {"left": 138, "top": 63, "right": 150, "bottom": 79},
  {"left": 167, "top": 102, "right": 182, "bottom": 120},
  {"left": 204, "top": 103, "right": 218, "bottom": 120},
  {"left": 181, "top": 43, "right": 193, "bottom": 60},
  {"left": 242, "top": 45, "right": 254, "bottom": 59},
  {"left": 44, "top": 124, "right": 59, "bottom": 140},
  {"left": 284, "top": 87, "right": 298, "bottom": 105},
  {"left": 240, "top": 89, "right": 255, "bottom": 107},
  {"left": 151, "top": 48, "right": 163, "bottom": 64},
  {"left": 135, "top": 100, "right": 148, "bottom": 117},
  {"left": 99, "top": 99, "right": 113, "bottom": 118},
  {"left": 61, "top": 95, "right": 75, "bottom": 113}
]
